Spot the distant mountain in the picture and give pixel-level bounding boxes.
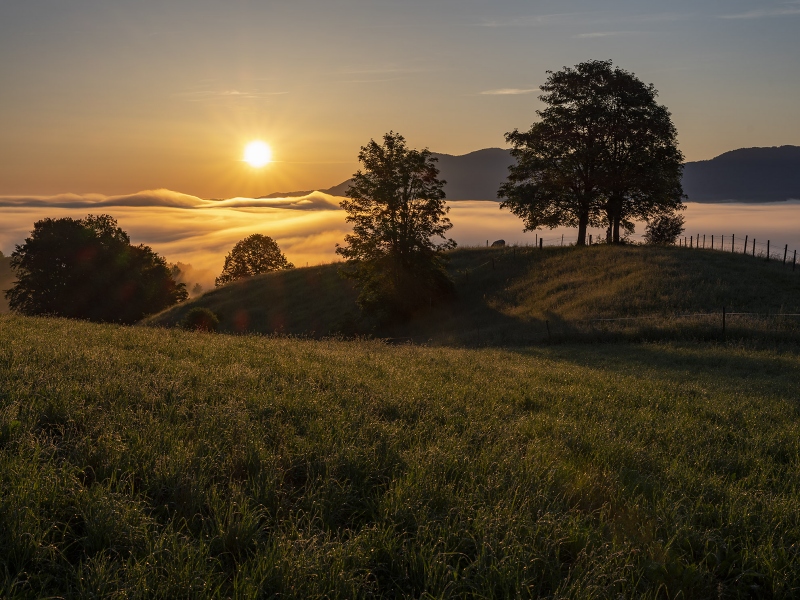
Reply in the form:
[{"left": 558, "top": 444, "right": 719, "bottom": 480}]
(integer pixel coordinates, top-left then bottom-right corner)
[
  {"left": 263, "top": 145, "right": 800, "bottom": 203},
  {"left": 260, "top": 148, "right": 515, "bottom": 201},
  {"left": 682, "top": 146, "right": 800, "bottom": 202}
]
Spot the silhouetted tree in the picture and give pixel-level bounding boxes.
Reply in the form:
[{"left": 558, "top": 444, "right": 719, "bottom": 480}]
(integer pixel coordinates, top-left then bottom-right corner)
[
  {"left": 499, "top": 60, "right": 685, "bottom": 245},
  {"left": 644, "top": 213, "right": 685, "bottom": 245},
  {"left": 215, "top": 234, "right": 293, "bottom": 286},
  {"left": 336, "top": 131, "right": 456, "bottom": 320},
  {"left": 6, "top": 214, "right": 187, "bottom": 323}
]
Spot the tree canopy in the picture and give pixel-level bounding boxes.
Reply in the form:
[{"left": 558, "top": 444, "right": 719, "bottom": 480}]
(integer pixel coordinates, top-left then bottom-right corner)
[
  {"left": 6, "top": 214, "right": 187, "bottom": 323},
  {"left": 336, "top": 131, "right": 456, "bottom": 319},
  {"left": 215, "top": 234, "right": 293, "bottom": 287},
  {"left": 499, "top": 60, "right": 685, "bottom": 245}
]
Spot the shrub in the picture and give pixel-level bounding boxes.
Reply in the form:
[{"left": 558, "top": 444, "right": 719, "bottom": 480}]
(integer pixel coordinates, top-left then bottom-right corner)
[
  {"left": 181, "top": 307, "right": 220, "bottom": 332},
  {"left": 644, "top": 213, "right": 685, "bottom": 245}
]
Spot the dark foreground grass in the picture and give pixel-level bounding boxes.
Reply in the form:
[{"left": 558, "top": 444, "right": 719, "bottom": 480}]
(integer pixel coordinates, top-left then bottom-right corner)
[
  {"left": 143, "top": 245, "right": 800, "bottom": 345},
  {"left": 3, "top": 316, "right": 800, "bottom": 597}
]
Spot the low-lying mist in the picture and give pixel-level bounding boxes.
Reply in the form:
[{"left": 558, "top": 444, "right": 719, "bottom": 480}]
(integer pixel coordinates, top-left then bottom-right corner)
[{"left": 2, "top": 190, "right": 800, "bottom": 297}]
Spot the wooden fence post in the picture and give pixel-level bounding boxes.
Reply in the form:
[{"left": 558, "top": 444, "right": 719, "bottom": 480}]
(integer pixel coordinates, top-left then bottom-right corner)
[
  {"left": 703, "top": 234, "right": 706, "bottom": 248},
  {"left": 561, "top": 234, "right": 564, "bottom": 247},
  {"left": 711, "top": 235, "right": 714, "bottom": 249},
  {"left": 767, "top": 240, "right": 770, "bottom": 261},
  {"left": 752, "top": 238, "right": 756, "bottom": 256},
  {"left": 722, "top": 235, "right": 725, "bottom": 250},
  {"left": 589, "top": 234, "right": 593, "bottom": 245},
  {"left": 744, "top": 235, "right": 748, "bottom": 255},
  {"left": 784, "top": 244, "right": 788, "bottom": 265},
  {"left": 690, "top": 236, "right": 693, "bottom": 248},
  {"left": 732, "top": 234, "right": 735, "bottom": 252},
  {"left": 539, "top": 238, "right": 543, "bottom": 249},
  {"left": 794, "top": 250, "right": 797, "bottom": 271}
]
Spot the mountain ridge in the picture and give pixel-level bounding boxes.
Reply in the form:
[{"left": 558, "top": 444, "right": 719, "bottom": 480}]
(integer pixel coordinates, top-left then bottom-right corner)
[{"left": 262, "top": 145, "right": 800, "bottom": 203}]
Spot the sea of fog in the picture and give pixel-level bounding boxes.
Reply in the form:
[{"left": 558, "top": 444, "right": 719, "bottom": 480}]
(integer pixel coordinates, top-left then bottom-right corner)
[{"left": 2, "top": 192, "right": 800, "bottom": 292}]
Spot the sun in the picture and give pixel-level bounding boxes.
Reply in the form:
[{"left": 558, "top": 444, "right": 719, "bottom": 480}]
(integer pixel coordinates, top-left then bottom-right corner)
[{"left": 244, "top": 141, "right": 272, "bottom": 167}]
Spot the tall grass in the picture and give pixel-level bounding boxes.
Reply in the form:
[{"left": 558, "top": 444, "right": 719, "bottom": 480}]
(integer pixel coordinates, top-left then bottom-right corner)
[{"left": 3, "top": 314, "right": 800, "bottom": 597}]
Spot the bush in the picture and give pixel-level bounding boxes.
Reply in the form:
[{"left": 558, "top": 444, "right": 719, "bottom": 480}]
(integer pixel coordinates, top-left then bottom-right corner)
[
  {"left": 644, "top": 213, "right": 685, "bottom": 245},
  {"left": 181, "top": 307, "right": 220, "bottom": 332}
]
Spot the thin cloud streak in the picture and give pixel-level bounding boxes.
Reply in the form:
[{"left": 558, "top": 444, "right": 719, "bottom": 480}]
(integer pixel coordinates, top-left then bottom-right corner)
[
  {"left": 172, "top": 90, "right": 289, "bottom": 102},
  {"left": 720, "top": 6, "right": 800, "bottom": 19},
  {"left": 476, "top": 12, "right": 591, "bottom": 27},
  {"left": 480, "top": 88, "right": 539, "bottom": 95},
  {"left": 574, "top": 31, "right": 645, "bottom": 38}
]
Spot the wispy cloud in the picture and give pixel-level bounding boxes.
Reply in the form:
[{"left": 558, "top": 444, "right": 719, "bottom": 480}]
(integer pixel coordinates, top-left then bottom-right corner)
[
  {"left": 173, "top": 89, "right": 288, "bottom": 102},
  {"left": 574, "top": 30, "right": 645, "bottom": 39},
  {"left": 480, "top": 88, "right": 539, "bottom": 95},
  {"left": 477, "top": 12, "right": 589, "bottom": 27},
  {"left": 478, "top": 11, "right": 688, "bottom": 28},
  {"left": 720, "top": 3, "right": 800, "bottom": 19}
]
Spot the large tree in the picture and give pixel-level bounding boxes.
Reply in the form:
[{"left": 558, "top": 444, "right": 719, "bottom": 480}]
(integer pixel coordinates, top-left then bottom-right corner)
[
  {"left": 499, "top": 60, "right": 684, "bottom": 245},
  {"left": 336, "top": 131, "right": 456, "bottom": 319},
  {"left": 596, "top": 63, "right": 685, "bottom": 243},
  {"left": 215, "top": 234, "right": 293, "bottom": 287},
  {"left": 6, "top": 214, "right": 187, "bottom": 323}
]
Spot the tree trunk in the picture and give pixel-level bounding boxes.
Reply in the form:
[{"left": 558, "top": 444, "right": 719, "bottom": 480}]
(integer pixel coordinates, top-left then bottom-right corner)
[
  {"left": 576, "top": 214, "right": 587, "bottom": 246},
  {"left": 613, "top": 216, "right": 621, "bottom": 244}
]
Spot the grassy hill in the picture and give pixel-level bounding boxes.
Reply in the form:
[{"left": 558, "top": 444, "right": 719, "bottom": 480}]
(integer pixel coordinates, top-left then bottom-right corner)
[
  {"left": 144, "top": 244, "right": 800, "bottom": 344},
  {"left": 2, "top": 315, "right": 800, "bottom": 597}
]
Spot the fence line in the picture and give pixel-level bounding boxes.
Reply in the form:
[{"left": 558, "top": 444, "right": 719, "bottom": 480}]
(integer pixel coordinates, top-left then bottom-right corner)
[
  {"left": 495, "top": 230, "right": 799, "bottom": 272},
  {"left": 677, "top": 232, "right": 797, "bottom": 267}
]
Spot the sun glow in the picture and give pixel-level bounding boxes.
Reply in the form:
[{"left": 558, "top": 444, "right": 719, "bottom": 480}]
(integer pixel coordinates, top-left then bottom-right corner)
[{"left": 244, "top": 141, "right": 272, "bottom": 167}]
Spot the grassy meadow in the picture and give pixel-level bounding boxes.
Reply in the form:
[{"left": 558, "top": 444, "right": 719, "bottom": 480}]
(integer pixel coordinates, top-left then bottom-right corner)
[
  {"left": 3, "top": 314, "right": 800, "bottom": 597},
  {"left": 144, "top": 245, "right": 800, "bottom": 344}
]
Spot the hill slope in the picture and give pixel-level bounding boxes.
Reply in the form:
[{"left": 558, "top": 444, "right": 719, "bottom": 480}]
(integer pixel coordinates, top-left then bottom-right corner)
[{"left": 144, "top": 245, "right": 800, "bottom": 343}]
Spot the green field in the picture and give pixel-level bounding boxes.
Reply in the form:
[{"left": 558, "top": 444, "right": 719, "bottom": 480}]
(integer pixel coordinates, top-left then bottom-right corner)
[{"left": 3, "top": 314, "right": 800, "bottom": 597}]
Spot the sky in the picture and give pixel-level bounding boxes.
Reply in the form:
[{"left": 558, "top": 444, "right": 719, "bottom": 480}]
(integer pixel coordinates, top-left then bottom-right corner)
[{"left": 1, "top": 0, "right": 799, "bottom": 199}]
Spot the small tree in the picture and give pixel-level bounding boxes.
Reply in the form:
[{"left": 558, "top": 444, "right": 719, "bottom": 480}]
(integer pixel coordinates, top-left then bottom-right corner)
[
  {"left": 644, "top": 213, "right": 685, "bottom": 245},
  {"left": 215, "top": 234, "right": 293, "bottom": 286},
  {"left": 6, "top": 214, "right": 187, "bottom": 323},
  {"left": 336, "top": 131, "right": 455, "bottom": 320}
]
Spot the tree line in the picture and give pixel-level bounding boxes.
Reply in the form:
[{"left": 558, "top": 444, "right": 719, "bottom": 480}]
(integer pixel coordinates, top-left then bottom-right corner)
[{"left": 4, "top": 59, "right": 685, "bottom": 326}]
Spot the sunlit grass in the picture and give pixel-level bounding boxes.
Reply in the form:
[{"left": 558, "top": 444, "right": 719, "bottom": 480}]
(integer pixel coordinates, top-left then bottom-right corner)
[{"left": 2, "top": 315, "right": 800, "bottom": 596}]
